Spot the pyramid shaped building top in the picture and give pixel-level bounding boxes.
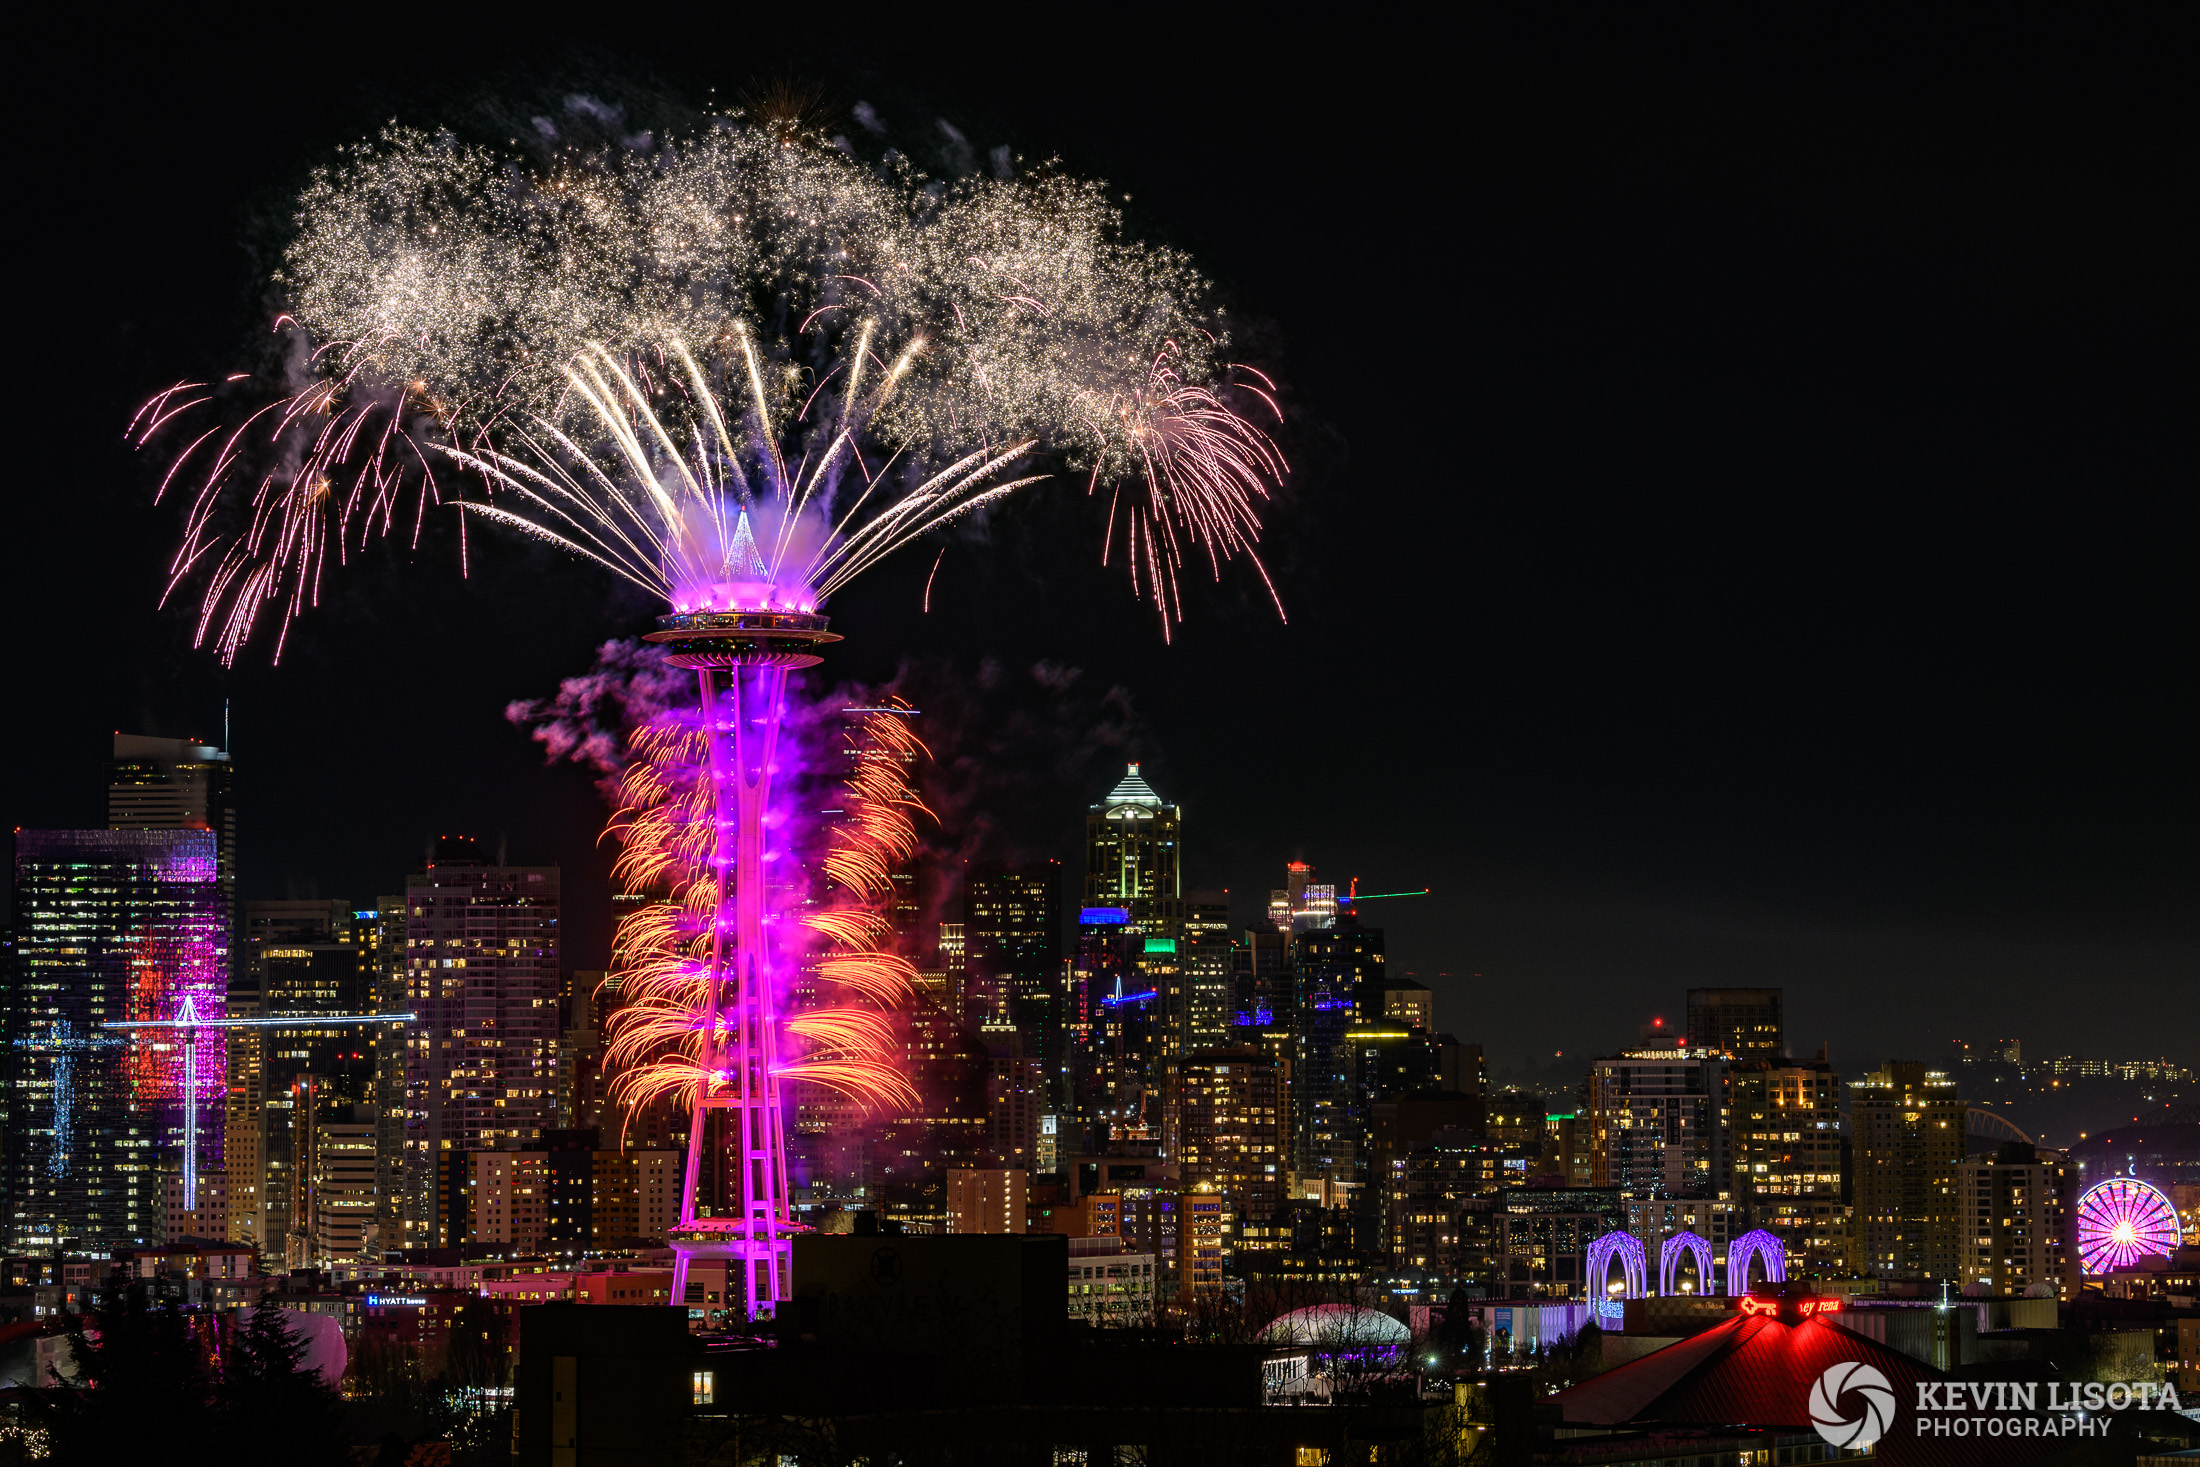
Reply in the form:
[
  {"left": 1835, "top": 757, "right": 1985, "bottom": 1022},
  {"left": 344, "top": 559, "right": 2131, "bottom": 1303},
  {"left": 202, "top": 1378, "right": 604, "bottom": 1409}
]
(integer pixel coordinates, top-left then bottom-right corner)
[
  {"left": 1101, "top": 762, "right": 1165, "bottom": 808},
  {"left": 726, "top": 510, "right": 770, "bottom": 581}
]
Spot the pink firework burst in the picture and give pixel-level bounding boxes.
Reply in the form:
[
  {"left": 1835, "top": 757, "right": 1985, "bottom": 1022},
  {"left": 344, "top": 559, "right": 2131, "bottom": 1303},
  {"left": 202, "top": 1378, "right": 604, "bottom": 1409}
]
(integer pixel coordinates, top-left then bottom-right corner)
[{"left": 2073, "top": 1177, "right": 2180, "bottom": 1274}]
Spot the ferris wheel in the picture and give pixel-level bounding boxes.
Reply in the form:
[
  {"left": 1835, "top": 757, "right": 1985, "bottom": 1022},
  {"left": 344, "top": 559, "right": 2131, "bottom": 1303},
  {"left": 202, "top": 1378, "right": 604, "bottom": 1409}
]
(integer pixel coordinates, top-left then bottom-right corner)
[{"left": 2072, "top": 1176, "right": 2181, "bottom": 1274}]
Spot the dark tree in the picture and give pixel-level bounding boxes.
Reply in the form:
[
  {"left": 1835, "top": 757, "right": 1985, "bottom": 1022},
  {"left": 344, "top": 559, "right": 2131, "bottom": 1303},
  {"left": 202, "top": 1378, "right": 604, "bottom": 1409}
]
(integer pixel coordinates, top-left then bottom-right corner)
[
  {"left": 214, "top": 1296, "right": 348, "bottom": 1462},
  {"left": 29, "top": 1281, "right": 217, "bottom": 1467}
]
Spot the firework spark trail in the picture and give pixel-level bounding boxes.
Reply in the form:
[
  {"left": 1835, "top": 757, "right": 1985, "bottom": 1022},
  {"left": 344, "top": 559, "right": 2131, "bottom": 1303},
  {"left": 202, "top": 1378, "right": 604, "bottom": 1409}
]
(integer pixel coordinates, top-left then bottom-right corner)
[
  {"left": 138, "top": 116, "right": 1295, "bottom": 1312},
  {"left": 136, "top": 120, "right": 1288, "bottom": 659},
  {"left": 603, "top": 704, "right": 925, "bottom": 1120}
]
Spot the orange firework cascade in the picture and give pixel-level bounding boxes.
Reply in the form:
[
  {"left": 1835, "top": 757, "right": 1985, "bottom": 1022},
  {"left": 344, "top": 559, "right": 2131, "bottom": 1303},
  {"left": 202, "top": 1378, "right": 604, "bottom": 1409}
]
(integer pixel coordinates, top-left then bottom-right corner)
[{"left": 599, "top": 701, "right": 926, "bottom": 1244}]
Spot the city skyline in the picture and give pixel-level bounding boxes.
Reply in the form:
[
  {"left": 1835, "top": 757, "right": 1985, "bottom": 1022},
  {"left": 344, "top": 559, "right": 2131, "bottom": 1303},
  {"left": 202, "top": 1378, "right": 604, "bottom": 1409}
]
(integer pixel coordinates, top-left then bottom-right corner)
[{"left": 3, "top": 18, "right": 2192, "bottom": 1463}]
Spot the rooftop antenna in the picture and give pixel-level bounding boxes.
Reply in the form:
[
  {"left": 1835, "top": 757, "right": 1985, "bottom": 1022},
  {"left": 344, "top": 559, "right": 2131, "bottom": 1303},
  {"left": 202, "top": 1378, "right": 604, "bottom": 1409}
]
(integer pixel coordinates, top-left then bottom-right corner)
[{"left": 223, "top": 699, "right": 230, "bottom": 753}]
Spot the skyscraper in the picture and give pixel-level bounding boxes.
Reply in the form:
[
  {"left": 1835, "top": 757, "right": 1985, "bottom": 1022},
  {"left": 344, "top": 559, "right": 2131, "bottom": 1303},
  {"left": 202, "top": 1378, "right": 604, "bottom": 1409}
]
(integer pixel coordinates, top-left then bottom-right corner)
[
  {"left": 1083, "top": 764, "right": 1181, "bottom": 931},
  {"left": 1178, "top": 891, "right": 1233, "bottom": 1059},
  {"left": 1686, "top": 988, "right": 1785, "bottom": 1062},
  {"left": 1729, "top": 1056, "right": 1851, "bottom": 1276},
  {"left": 1851, "top": 1061, "right": 1965, "bottom": 1284},
  {"left": 241, "top": 899, "right": 377, "bottom": 1253},
  {"left": 1958, "top": 1143, "right": 2067, "bottom": 1297},
  {"left": 1587, "top": 1046, "right": 1733, "bottom": 1201},
  {"left": 401, "top": 848, "right": 561, "bottom": 1244},
  {"left": 1167, "top": 1048, "right": 1287, "bottom": 1228},
  {"left": 1267, "top": 861, "right": 1337, "bottom": 934},
  {"left": 106, "top": 734, "right": 236, "bottom": 951},
  {"left": 1291, "top": 913, "right": 1386, "bottom": 1185},
  {"left": 963, "top": 861, "right": 1062, "bottom": 1033},
  {"left": 8, "top": 829, "right": 226, "bottom": 1253}
]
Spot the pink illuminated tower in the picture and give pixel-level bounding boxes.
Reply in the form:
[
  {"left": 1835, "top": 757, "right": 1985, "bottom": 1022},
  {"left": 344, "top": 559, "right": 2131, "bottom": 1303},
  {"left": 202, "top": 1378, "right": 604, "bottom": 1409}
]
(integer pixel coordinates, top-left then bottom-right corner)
[{"left": 645, "top": 598, "right": 840, "bottom": 1314}]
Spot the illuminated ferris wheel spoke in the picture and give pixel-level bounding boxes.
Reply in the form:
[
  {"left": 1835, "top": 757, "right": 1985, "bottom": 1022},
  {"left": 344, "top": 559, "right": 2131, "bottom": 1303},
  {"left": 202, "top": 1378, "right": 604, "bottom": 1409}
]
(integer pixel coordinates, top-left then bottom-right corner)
[{"left": 2072, "top": 1177, "right": 2180, "bottom": 1275}]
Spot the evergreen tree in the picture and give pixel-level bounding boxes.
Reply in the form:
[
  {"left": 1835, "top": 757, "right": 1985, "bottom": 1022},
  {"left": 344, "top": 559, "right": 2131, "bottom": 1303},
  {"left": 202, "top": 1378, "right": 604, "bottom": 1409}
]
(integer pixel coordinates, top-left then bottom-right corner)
[
  {"left": 29, "top": 1280, "right": 217, "bottom": 1467},
  {"left": 214, "top": 1296, "right": 349, "bottom": 1462}
]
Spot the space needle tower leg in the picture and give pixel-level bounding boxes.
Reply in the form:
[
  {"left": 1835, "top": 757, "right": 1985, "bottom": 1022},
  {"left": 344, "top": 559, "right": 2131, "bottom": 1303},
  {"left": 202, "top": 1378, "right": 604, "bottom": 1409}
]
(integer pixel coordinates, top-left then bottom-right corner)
[{"left": 652, "top": 609, "right": 833, "bottom": 1321}]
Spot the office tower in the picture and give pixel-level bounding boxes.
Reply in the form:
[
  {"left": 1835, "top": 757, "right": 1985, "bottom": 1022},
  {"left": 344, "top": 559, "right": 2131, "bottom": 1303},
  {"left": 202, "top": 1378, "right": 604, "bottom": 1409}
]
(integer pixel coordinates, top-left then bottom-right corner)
[
  {"left": 1382, "top": 978, "right": 1434, "bottom": 1033},
  {"left": 1851, "top": 1061, "right": 1966, "bottom": 1284},
  {"left": 1267, "top": 861, "right": 1337, "bottom": 934},
  {"left": 1083, "top": 764, "right": 1182, "bottom": 931},
  {"left": 1586, "top": 1046, "right": 1733, "bottom": 1200},
  {"left": 948, "top": 1168, "right": 1029, "bottom": 1233},
  {"left": 309, "top": 1112, "right": 378, "bottom": 1264},
  {"left": 985, "top": 1049, "right": 1046, "bottom": 1170},
  {"left": 401, "top": 849, "right": 561, "bottom": 1243},
  {"left": 1178, "top": 891, "right": 1233, "bottom": 1058},
  {"left": 106, "top": 734, "right": 236, "bottom": 951},
  {"left": 1730, "top": 1057, "right": 1852, "bottom": 1276},
  {"left": 963, "top": 860, "right": 1063, "bottom": 1034},
  {"left": 1685, "top": 988, "right": 1785, "bottom": 1061},
  {"left": 1958, "top": 1143, "right": 2067, "bottom": 1297},
  {"left": 1291, "top": 914, "right": 1386, "bottom": 1184},
  {"left": 245, "top": 900, "right": 377, "bottom": 1251},
  {"left": 8, "top": 829, "right": 226, "bottom": 1254},
  {"left": 1166, "top": 1048, "right": 1287, "bottom": 1228}
]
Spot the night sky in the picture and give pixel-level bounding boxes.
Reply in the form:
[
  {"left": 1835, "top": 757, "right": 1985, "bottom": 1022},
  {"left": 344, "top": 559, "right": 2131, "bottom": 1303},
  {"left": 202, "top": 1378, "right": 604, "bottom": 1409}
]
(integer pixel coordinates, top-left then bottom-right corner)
[{"left": 11, "top": 18, "right": 2193, "bottom": 1080}]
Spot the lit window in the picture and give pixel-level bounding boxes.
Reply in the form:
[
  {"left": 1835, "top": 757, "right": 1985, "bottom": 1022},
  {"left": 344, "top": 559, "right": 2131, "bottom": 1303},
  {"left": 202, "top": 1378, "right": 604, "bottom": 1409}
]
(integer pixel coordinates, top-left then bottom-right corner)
[{"left": 691, "top": 1369, "right": 715, "bottom": 1406}]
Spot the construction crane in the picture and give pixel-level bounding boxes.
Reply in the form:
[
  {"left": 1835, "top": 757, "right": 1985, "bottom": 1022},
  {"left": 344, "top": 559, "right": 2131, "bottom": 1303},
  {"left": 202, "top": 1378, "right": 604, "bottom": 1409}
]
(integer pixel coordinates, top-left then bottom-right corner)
[
  {"left": 102, "top": 1000, "right": 415, "bottom": 1211},
  {"left": 1344, "top": 878, "right": 1430, "bottom": 904}
]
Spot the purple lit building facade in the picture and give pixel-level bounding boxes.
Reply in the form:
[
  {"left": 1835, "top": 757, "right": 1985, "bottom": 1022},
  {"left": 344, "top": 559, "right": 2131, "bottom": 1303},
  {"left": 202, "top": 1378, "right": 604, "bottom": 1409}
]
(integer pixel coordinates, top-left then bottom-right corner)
[{"left": 6, "top": 829, "right": 226, "bottom": 1254}]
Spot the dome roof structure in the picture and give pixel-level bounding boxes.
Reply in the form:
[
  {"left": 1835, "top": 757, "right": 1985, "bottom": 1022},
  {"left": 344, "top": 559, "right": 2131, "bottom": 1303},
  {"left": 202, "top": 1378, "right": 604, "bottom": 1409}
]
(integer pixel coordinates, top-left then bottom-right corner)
[{"left": 1262, "top": 1304, "right": 1411, "bottom": 1349}]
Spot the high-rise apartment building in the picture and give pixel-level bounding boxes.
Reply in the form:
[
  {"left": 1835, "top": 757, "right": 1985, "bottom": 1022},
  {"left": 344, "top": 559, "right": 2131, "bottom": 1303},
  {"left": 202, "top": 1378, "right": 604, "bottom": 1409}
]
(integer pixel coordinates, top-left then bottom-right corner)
[
  {"left": 1178, "top": 891, "right": 1233, "bottom": 1058},
  {"left": 309, "top": 1115, "right": 378, "bottom": 1264},
  {"left": 1730, "top": 1058, "right": 1852, "bottom": 1276},
  {"left": 985, "top": 1053, "right": 1046, "bottom": 1170},
  {"left": 1587, "top": 1048, "right": 1733, "bottom": 1201},
  {"left": 400, "top": 852, "right": 561, "bottom": 1242},
  {"left": 1851, "top": 1061, "right": 1966, "bottom": 1284},
  {"left": 1957, "top": 1143, "right": 2067, "bottom": 1297},
  {"left": 947, "top": 1168, "right": 1029, "bottom": 1234},
  {"left": 7, "top": 829, "right": 226, "bottom": 1253},
  {"left": 1166, "top": 1048, "right": 1287, "bottom": 1227},
  {"left": 1686, "top": 988, "right": 1785, "bottom": 1062}
]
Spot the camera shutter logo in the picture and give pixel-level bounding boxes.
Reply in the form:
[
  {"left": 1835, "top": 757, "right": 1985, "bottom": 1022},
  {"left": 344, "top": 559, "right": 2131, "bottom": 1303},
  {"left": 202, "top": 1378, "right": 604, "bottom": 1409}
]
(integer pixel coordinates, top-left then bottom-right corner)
[{"left": 1810, "top": 1361, "right": 1896, "bottom": 1449}]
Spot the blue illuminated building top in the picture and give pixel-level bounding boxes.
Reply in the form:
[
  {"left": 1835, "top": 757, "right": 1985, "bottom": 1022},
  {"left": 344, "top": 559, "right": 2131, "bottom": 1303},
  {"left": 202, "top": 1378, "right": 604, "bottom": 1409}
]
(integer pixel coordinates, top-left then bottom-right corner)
[{"left": 1080, "top": 906, "right": 1131, "bottom": 925}]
